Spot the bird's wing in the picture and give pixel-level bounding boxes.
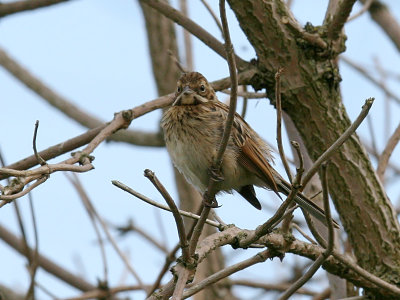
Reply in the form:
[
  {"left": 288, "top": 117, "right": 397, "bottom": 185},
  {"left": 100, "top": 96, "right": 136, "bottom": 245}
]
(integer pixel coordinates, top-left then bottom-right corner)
[
  {"left": 213, "top": 101, "right": 279, "bottom": 193},
  {"left": 238, "top": 135, "right": 279, "bottom": 194}
]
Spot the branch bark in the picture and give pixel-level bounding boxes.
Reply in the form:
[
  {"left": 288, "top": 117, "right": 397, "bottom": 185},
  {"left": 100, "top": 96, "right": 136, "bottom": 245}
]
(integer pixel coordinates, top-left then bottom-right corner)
[{"left": 227, "top": 0, "right": 400, "bottom": 296}]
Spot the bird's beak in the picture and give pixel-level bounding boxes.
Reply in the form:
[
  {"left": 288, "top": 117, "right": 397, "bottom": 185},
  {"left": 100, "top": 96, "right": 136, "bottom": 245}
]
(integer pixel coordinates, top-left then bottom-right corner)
[{"left": 172, "top": 86, "right": 194, "bottom": 106}]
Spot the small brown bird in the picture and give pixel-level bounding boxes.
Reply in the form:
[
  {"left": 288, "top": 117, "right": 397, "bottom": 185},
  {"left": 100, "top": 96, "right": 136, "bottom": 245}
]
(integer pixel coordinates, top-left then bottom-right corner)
[{"left": 162, "top": 72, "right": 335, "bottom": 227}]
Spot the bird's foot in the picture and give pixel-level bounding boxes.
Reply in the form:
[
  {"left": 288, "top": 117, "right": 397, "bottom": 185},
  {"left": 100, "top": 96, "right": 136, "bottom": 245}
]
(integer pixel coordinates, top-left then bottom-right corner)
[
  {"left": 208, "top": 167, "right": 224, "bottom": 182},
  {"left": 203, "top": 191, "right": 222, "bottom": 208}
]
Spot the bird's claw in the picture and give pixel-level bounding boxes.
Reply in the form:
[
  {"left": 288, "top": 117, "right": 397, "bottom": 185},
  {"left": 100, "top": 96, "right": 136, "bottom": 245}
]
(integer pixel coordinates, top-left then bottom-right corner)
[
  {"left": 208, "top": 167, "right": 224, "bottom": 182},
  {"left": 203, "top": 192, "right": 222, "bottom": 208}
]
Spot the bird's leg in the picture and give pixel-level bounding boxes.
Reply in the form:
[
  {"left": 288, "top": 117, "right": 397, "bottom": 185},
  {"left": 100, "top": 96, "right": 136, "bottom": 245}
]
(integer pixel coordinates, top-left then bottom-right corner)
[{"left": 202, "top": 190, "right": 222, "bottom": 208}]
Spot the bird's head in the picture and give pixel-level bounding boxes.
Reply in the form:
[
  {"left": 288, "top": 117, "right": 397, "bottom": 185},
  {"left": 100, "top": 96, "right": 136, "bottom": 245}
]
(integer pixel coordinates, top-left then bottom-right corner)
[{"left": 172, "top": 72, "right": 216, "bottom": 106}]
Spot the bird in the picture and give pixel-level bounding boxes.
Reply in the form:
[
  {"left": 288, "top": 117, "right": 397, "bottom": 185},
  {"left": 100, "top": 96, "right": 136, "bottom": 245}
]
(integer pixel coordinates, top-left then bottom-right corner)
[{"left": 161, "top": 71, "right": 337, "bottom": 228}]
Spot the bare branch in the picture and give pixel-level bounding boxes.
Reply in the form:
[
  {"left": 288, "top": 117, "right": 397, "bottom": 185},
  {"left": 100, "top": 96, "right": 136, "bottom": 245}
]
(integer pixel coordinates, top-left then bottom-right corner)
[
  {"left": 376, "top": 122, "right": 400, "bottom": 181},
  {"left": 139, "top": 0, "right": 248, "bottom": 69},
  {"left": 0, "top": 47, "right": 164, "bottom": 148},
  {"left": 278, "top": 164, "right": 335, "bottom": 299},
  {"left": 187, "top": 0, "right": 239, "bottom": 257},
  {"left": 68, "top": 179, "right": 145, "bottom": 290},
  {"left": 275, "top": 68, "right": 292, "bottom": 183},
  {"left": 144, "top": 169, "right": 190, "bottom": 262},
  {"left": 111, "top": 180, "right": 220, "bottom": 228},
  {"left": 32, "top": 121, "right": 47, "bottom": 166},
  {"left": 230, "top": 279, "right": 316, "bottom": 296},
  {"left": 200, "top": 0, "right": 223, "bottom": 34},
  {"left": 221, "top": 88, "right": 266, "bottom": 99},
  {"left": 0, "top": 224, "right": 95, "bottom": 291},
  {"left": 0, "top": 0, "right": 70, "bottom": 17},
  {"left": 180, "top": 0, "right": 194, "bottom": 70},
  {"left": 182, "top": 249, "right": 274, "bottom": 298},
  {"left": 115, "top": 220, "right": 169, "bottom": 254},
  {"left": 341, "top": 56, "right": 400, "bottom": 104},
  {"left": 1, "top": 70, "right": 256, "bottom": 181},
  {"left": 363, "top": 0, "right": 400, "bottom": 52},
  {"left": 347, "top": 0, "right": 374, "bottom": 22},
  {"left": 325, "top": 0, "right": 358, "bottom": 40},
  {"left": 67, "top": 174, "right": 109, "bottom": 284}
]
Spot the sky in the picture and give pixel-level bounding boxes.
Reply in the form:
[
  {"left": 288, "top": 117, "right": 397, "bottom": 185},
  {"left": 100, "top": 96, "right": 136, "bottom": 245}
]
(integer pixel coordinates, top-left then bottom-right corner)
[{"left": 0, "top": 0, "right": 400, "bottom": 299}]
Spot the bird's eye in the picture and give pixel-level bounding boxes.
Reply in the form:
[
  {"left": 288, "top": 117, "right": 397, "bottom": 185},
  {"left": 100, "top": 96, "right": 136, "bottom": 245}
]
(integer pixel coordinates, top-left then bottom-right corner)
[
  {"left": 177, "top": 86, "right": 182, "bottom": 93},
  {"left": 200, "top": 85, "right": 206, "bottom": 92}
]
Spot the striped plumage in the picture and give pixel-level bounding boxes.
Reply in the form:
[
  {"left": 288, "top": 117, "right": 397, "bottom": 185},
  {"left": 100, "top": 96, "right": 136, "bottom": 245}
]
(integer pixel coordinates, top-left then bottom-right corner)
[{"left": 161, "top": 72, "right": 337, "bottom": 227}]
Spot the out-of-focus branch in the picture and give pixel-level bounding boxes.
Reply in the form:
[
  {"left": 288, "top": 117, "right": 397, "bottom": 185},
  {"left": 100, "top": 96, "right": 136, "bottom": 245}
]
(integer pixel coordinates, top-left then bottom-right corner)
[
  {"left": 200, "top": 0, "right": 223, "bottom": 34},
  {"left": 229, "top": 279, "right": 316, "bottom": 296},
  {"left": 362, "top": 139, "right": 400, "bottom": 176},
  {"left": 180, "top": 0, "right": 194, "bottom": 70},
  {"left": 347, "top": 0, "right": 373, "bottom": 22},
  {"left": 341, "top": 56, "right": 400, "bottom": 104},
  {"left": 364, "top": 0, "right": 400, "bottom": 52},
  {"left": 0, "top": 47, "right": 164, "bottom": 148},
  {"left": 139, "top": 0, "right": 248, "bottom": 70},
  {"left": 376, "top": 122, "right": 400, "bottom": 181},
  {"left": 68, "top": 177, "right": 145, "bottom": 290},
  {"left": 279, "top": 164, "right": 335, "bottom": 299},
  {"left": 0, "top": 0, "right": 71, "bottom": 17},
  {"left": 182, "top": 249, "right": 274, "bottom": 298},
  {"left": 0, "top": 224, "right": 95, "bottom": 291}
]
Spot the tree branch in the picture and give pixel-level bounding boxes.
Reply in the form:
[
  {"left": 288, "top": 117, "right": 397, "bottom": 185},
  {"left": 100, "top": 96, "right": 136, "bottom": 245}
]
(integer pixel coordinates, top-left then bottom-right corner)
[
  {"left": 139, "top": 0, "right": 248, "bottom": 70},
  {"left": 0, "top": 0, "right": 71, "bottom": 17}
]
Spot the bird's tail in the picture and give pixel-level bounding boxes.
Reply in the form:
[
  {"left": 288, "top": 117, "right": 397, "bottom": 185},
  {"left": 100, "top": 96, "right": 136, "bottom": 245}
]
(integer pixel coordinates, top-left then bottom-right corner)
[{"left": 277, "top": 179, "right": 339, "bottom": 228}]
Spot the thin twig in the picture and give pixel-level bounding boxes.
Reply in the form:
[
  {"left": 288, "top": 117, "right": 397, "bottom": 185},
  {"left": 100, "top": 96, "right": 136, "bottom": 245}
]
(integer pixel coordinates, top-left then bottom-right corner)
[
  {"left": 301, "top": 98, "right": 374, "bottom": 188},
  {"left": 68, "top": 180, "right": 145, "bottom": 290},
  {"left": 341, "top": 56, "right": 400, "bottom": 104},
  {"left": 0, "top": 176, "right": 48, "bottom": 205},
  {"left": 67, "top": 174, "right": 109, "bottom": 284},
  {"left": 180, "top": 0, "right": 194, "bottom": 71},
  {"left": 182, "top": 250, "right": 274, "bottom": 298},
  {"left": 115, "top": 220, "right": 168, "bottom": 254},
  {"left": 347, "top": 0, "right": 374, "bottom": 22},
  {"left": 291, "top": 223, "right": 317, "bottom": 245},
  {"left": 240, "top": 85, "right": 249, "bottom": 118},
  {"left": 0, "top": 223, "right": 96, "bottom": 291},
  {"left": 147, "top": 244, "right": 180, "bottom": 297},
  {"left": 221, "top": 88, "right": 267, "bottom": 99},
  {"left": 230, "top": 279, "right": 316, "bottom": 296},
  {"left": 168, "top": 50, "right": 188, "bottom": 73},
  {"left": 238, "top": 185, "right": 301, "bottom": 247},
  {"left": 275, "top": 68, "right": 292, "bottom": 183},
  {"left": 32, "top": 121, "right": 47, "bottom": 166},
  {"left": 376, "top": 122, "right": 400, "bottom": 181},
  {"left": 366, "top": 115, "right": 378, "bottom": 156},
  {"left": 188, "top": 0, "right": 238, "bottom": 255},
  {"left": 111, "top": 180, "right": 220, "bottom": 228},
  {"left": 278, "top": 163, "right": 335, "bottom": 299},
  {"left": 25, "top": 191, "right": 40, "bottom": 300},
  {"left": 200, "top": 0, "right": 223, "bottom": 34},
  {"left": 139, "top": 0, "right": 248, "bottom": 69},
  {"left": 144, "top": 169, "right": 190, "bottom": 262}
]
